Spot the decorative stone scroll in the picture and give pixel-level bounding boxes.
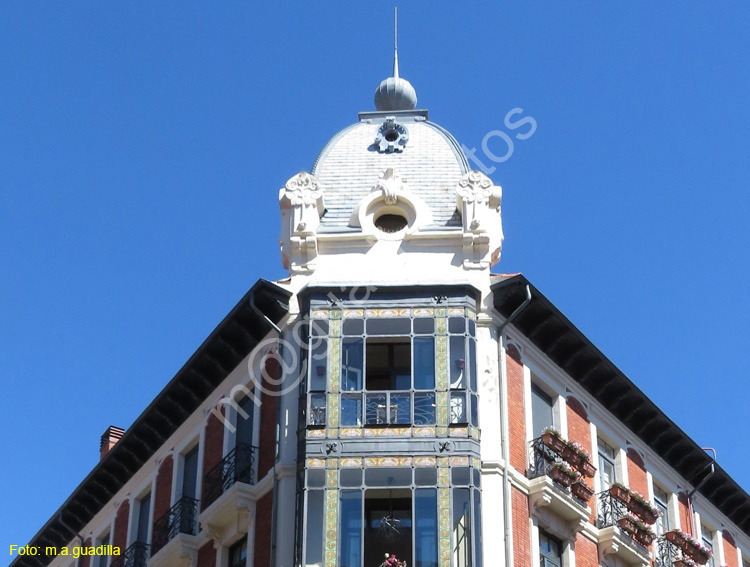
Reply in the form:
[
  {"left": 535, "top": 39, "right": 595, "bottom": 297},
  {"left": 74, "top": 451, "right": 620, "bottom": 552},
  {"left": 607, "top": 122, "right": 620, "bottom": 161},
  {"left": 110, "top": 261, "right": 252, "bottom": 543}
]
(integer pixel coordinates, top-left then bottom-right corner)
[
  {"left": 455, "top": 171, "right": 504, "bottom": 269},
  {"left": 278, "top": 171, "right": 326, "bottom": 273}
]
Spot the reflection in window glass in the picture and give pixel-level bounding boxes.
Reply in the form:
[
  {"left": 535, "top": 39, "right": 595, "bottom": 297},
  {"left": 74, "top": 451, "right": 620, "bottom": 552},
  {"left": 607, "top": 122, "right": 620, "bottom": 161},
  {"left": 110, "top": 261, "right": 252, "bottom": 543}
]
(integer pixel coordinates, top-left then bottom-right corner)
[
  {"left": 414, "top": 393, "right": 436, "bottom": 425},
  {"left": 450, "top": 336, "right": 466, "bottom": 388},
  {"left": 473, "top": 490, "right": 482, "bottom": 567},
  {"left": 701, "top": 525, "right": 715, "bottom": 567},
  {"left": 414, "top": 337, "right": 436, "bottom": 390},
  {"left": 468, "top": 339, "right": 477, "bottom": 392},
  {"left": 415, "top": 489, "right": 439, "bottom": 567},
  {"left": 305, "top": 493, "right": 324, "bottom": 566},
  {"left": 339, "top": 491, "right": 363, "bottom": 567},
  {"left": 309, "top": 394, "right": 327, "bottom": 426},
  {"left": 309, "top": 337, "right": 328, "bottom": 392},
  {"left": 342, "top": 338, "right": 364, "bottom": 391},
  {"left": 390, "top": 393, "right": 411, "bottom": 424},
  {"left": 539, "top": 531, "right": 562, "bottom": 567},
  {"left": 366, "top": 393, "right": 388, "bottom": 425},
  {"left": 598, "top": 439, "right": 618, "bottom": 491},
  {"left": 470, "top": 394, "right": 478, "bottom": 427},
  {"left": 452, "top": 488, "right": 472, "bottom": 567},
  {"left": 531, "top": 385, "right": 555, "bottom": 439},
  {"left": 450, "top": 391, "right": 467, "bottom": 424},
  {"left": 341, "top": 394, "right": 362, "bottom": 427}
]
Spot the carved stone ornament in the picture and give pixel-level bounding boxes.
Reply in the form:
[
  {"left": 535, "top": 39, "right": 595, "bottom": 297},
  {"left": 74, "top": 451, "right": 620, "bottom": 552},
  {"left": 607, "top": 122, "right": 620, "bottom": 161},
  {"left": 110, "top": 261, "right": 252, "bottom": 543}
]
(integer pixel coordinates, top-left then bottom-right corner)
[
  {"left": 374, "top": 117, "right": 409, "bottom": 153},
  {"left": 455, "top": 171, "right": 504, "bottom": 269},
  {"left": 279, "top": 171, "right": 326, "bottom": 274},
  {"left": 373, "top": 167, "right": 408, "bottom": 205}
]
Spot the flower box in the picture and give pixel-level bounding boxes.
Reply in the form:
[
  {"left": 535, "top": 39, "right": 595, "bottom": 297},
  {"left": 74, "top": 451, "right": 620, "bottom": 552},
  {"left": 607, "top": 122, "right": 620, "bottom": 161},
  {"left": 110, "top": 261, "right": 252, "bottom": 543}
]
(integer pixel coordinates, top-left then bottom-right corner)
[
  {"left": 561, "top": 445, "right": 584, "bottom": 468},
  {"left": 674, "top": 558, "right": 697, "bottom": 567},
  {"left": 541, "top": 431, "right": 566, "bottom": 454},
  {"left": 570, "top": 481, "right": 594, "bottom": 504},
  {"left": 579, "top": 460, "right": 596, "bottom": 478},
  {"left": 618, "top": 516, "right": 637, "bottom": 536},
  {"left": 609, "top": 484, "right": 631, "bottom": 505},
  {"left": 666, "top": 530, "right": 686, "bottom": 547},
  {"left": 550, "top": 464, "right": 577, "bottom": 488},
  {"left": 689, "top": 548, "right": 711, "bottom": 566},
  {"left": 635, "top": 528, "right": 656, "bottom": 546}
]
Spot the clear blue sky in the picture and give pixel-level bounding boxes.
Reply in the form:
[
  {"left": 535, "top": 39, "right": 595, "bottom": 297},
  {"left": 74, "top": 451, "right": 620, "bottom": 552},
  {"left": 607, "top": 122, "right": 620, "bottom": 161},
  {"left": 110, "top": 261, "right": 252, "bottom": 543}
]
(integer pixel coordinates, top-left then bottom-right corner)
[{"left": 2, "top": 2, "right": 749, "bottom": 550}]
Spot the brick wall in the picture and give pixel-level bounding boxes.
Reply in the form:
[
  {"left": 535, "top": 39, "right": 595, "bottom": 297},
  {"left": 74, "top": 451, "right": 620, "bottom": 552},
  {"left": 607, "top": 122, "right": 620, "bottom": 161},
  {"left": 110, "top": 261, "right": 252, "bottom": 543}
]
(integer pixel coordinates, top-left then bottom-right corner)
[
  {"left": 112, "top": 500, "right": 130, "bottom": 554},
  {"left": 567, "top": 396, "right": 595, "bottom": 523},
  {"left": 197, "top": 542, "right": 217, "bottom": 567},
  {"left": 81, "top": 538, "right": 92, "bottom": 567},
  {"left": 724, "top": 530, "right": 739, "bottom": 567},
  {"left": 511, "top": 486, "right": 531, "bottom": 567},
  {"left": 257, "top": 356, "right": 279, "bottom": 480},
  {"left": 574, "top": 534, "right": 598, "bottom": 567},
  {"left": 678, "top": 492, "right": 693, "bottom": 535},
  {"left": 506, "top": 344, "right": 526, "bottom": 472},
  {"left": 254, "top": 491, "right": 274, "bottom": 567},
  {"left": 201, "top": 409, "right": 225, "bottom": 511},
  {"left": 153, "top": 455, "right": 174, "bottom": 524},
  {"left": 627, "top": 448, "right": 649, "bottom": 497}
]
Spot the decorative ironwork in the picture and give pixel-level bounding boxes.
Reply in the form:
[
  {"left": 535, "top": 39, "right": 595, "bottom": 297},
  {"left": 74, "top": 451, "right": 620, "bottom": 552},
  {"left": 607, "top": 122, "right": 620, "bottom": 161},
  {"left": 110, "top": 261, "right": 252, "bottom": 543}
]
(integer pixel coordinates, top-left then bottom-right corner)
[
  {"left": 656, "top": 535, "right": 682, "bottom": 567},
  {"left": 151, "top": 496, "right": 199, "bottom": 556},
  {"left": 528, "top": 437, "right": 592, "bottom": 505},
  {"left": 597, "top": 490, "right": 650, "bottom": 550},
  {"left": 110, "top": 542, "right": 150, "bottom": 567},
  {"left": 202, "top": 443, "right": 257, "bottom": 509}
]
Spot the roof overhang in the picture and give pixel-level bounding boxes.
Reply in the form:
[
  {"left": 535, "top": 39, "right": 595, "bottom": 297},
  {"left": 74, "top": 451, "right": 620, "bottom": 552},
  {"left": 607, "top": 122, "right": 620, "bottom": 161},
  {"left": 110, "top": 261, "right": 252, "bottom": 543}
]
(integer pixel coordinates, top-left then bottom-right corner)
[
  {"left": 13, "top": 279, "right": 291, "bottom": 567},
  {"left": 492, "top": 274, "right": 750, "bottom": 535}
]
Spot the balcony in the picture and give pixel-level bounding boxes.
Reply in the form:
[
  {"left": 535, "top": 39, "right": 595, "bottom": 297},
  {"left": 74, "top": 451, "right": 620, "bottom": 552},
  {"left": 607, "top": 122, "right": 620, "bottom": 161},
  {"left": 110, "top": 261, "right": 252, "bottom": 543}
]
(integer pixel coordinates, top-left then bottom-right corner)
[
  {"left": 527, "top": 438, "right": 591, "bottom": 537},
  {"left": 597, "top": 491, "right": 652, "bottom": 567},
  {"left": 151, "top": 496, "right": 199, "bottom": 557},
  {"left": 110, "top": 542, "right": 149, "bottom": 567},
  {"left": 200, "top": 444, "right": 259, "bottom": 545}
]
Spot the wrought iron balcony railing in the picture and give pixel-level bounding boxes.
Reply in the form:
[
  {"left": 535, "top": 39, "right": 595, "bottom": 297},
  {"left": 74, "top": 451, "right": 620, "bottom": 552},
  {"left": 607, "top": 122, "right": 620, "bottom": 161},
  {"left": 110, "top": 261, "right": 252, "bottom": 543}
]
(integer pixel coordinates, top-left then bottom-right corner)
[
  {"left": 151, "top": 496, "right": 199, "bottom": 556},
  {"left": 528, "top": 436, "right": 562, "bottom": 480},
  {"left": 110, "top": 542, "right": 149, "bottom": 567},
  {"left": 202, "top": 443, "right": 257, "bottom": 510},
  {"left": 655, "top": 535, "right": 680, "bottom": 567}
]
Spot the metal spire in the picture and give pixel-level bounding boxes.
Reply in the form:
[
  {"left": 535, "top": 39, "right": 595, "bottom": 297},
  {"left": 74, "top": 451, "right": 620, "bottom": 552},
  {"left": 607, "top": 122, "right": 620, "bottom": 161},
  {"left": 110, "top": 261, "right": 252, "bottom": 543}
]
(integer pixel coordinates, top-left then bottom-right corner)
[{"left": 393, "top": 7, "right": 399, "bottom": 78}]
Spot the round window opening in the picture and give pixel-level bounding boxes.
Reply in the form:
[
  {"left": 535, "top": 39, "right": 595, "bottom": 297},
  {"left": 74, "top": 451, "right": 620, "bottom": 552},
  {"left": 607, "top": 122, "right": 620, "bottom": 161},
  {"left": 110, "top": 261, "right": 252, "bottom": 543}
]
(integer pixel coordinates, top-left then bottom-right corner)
[
  {"left": 384, "top": 130, "right": 399, "bottom": 142},
  {"left": 375, "top": 213, "right": 408, "bottom": 233}
]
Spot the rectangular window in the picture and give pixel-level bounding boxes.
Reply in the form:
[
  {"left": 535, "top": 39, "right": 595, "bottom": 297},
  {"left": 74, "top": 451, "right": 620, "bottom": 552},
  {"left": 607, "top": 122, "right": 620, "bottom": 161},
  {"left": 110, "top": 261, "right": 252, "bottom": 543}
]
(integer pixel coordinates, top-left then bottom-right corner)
[
  {"left": 98, "top": 534, "right": 110, "bottom": 567},
  {"left": 182, "top": 446, "right": 199, "bottom": 499},
  {"left": 452, "top": 487, "right": 472, "bottom": 567},
  {"left": 228, "top": 537, "right": 247, "bottom": 567},
  {"left": 309, "top": 394, "right": 327, "bottom": 426},
  {"left": 136, "top": 492, "right": 151, "bottom": 544},
  {"left": 366, "top": 339, "right": 411, "bottom": 391},
  {"left": 415, "top": 489, "right": 438, "bottom": 567},
  {"left": 342, "top": 338, "right": 364, "bottom": 392},
  {"left": 597, "top": 439, "right": 617, "bottom": 492},
  {"left": 653, "top": 485, "right": 670, "bottom": 538},
  {"left": 531, "top": 385, "right": 555, "bottom": 439},
  {"left": 309, "top": 337, "right": 328, "bottom": 392},
  {"left": 539, "top": 531, "right": 562, "bottom": 567},
  {"left": 339, "top": 490, "right": 363, "bottom": 567},
  {"left": 304, "top": 491, "right": 324, "bottom": 567},
  {"left": 701, "top": 525, "right": 715, "bottom": 567},
  {"left": 413, "top": 337, "right": 436, "bottom": 390}
]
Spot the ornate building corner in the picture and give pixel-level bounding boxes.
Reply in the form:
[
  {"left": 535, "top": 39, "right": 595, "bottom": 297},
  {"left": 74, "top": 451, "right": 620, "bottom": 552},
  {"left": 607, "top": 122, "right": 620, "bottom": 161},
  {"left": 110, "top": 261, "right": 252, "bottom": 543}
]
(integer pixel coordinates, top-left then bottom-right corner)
[
  {"left": 455, "top": 171, "right": 504, "bottom": 269},
  {"left": 279, "top": 171, "right": 326, "bottom": 274}
]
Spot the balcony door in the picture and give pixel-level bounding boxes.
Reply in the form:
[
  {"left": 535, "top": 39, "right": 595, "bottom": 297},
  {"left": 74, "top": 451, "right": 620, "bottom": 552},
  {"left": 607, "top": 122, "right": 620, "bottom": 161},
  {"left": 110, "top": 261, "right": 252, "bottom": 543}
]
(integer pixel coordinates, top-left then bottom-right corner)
[
  {"left": 182, "top": 446, "right": 199, "bottom": 500},
  {"left": 136, "top": 492, "right": 151, "bottom": 543},
  {"left": 236, "top": 395, "right": 255, "bottom": 449}
]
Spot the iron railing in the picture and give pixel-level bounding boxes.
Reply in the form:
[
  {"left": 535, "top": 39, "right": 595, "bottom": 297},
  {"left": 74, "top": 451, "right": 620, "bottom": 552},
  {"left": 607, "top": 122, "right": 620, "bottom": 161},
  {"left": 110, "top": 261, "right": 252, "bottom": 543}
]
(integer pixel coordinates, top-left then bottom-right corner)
[
  {"left": 655, "top": 535, "right": 680, "bottom": 567},
  {"left": 151, "top": 496, "right": 199, "bottom": 556},
  {"left": 110, "top": 542, "right": 149, "bottom": 567},
  {"left": 597, "top": 490, "right": 652, "bottom": 551},
  {"left": 528, "top": 436, "right": 562, "bottom": 480},
  {"left": 202, "top": 444, "right": 257, "bottom": 510}
]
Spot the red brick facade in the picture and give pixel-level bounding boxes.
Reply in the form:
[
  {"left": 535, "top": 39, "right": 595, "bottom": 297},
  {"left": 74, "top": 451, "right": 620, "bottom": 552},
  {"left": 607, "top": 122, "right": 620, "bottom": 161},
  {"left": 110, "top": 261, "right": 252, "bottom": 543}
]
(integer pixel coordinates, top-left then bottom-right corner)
[
  {"left": 153, "top": 455, "right": 173, "bottom": 525},
  {"left": 678, "top": 492, "right": 694, "bottom": 535},
  {"left": 81, "top": 538, "right": 92, "bottom": 567},
  {"left": 567, "top": 396, "right": 595, "bottom": 523},
  {"left": 627, "top": 448, "right": 649, "bottom": 498},
  {"left": 574, "top": 534, "right": 598, "bottom": 567},
  {"left": 725, "top": 530, "right": 739, "bottom": 567},
  {"left": 112, "top": 500, "right": 130, "bottom": 555},
  {"left": 506, "top": 344, "right": 527, "bottom": 472},
  {"left": 511, "top": 486, "right": 531, "bottom": 567},
  {"left": 201, "top": 409, "right": 225, "bottom": 511},
  {"left": 197, "top": 542, "right": 217, "bottom": 567},
  {"left": 254, "top": 492, "right": 273, "bottom": 567}
]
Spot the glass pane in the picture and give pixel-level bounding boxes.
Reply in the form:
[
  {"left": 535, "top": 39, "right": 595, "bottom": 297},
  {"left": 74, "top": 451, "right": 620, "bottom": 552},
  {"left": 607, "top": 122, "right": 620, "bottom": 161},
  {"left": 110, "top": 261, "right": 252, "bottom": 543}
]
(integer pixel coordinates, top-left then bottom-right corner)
[
  {"left": 452, "top": 488, "right": 472, "bottom": 567},
  {"left": 531, "top": 386, "right": 554, "bottom": 438},
  {"left": 340, "top": 469, "right": 362, "bottom": 487},
  {"left": 415, "top": 489, "right": 439, "bottom": 567},
  {"left": 236, "top": 395, "right": 255, "bottom": 448},
  {"left": 137, "top": 493, "right": 151, "bottom": 543},
  {"left": 468, "top": 319, "right": 476, "bottom": 337},
  {"left": 307, "top": 469, "right": 325, "bottom": 488},
  {"left": 450, "top": 391, "right": 467, "bottom": 424},
  {"left": 414, "top": 337, "right": 435, "bottom": 390},
  {"left": 449, "top": 317, "right": 465, "bottom": 334},
  {"left": 309, "top": 337, "right": 328, "bottom": 392},
  {"left": 414, "top": 393, "right": 436, "bottom": 425},
  {"left": 468, "top": 339, "right": 477, "bottom": 392},
  {"left": 366, "top": 318, "right": 411, "bottom": 335},
  {"left": 414, "top": 318, "right": 435, "bottom": 334},
  {"left": 341, "top": 394, "right": 363, "bottom": 427},
  {"left": 450, "top": 336, "right": 466, "bottom": 388},
  {"left": 391, "top": 393, "right": 412, "bottom": 424},
  {"left": 470, "top": 394, "right": 478, "bottom": 427},
  {"left": 310, "top": 394, "right": 327, "bottom": 426},
  {"left": 364, "top": 468, "right": 412, "bottom": 487},
  {"left": 182, "top": 446, "right": 199, "bottom": 499},
  {"left": 339, "top": 491, "right": 363, "bottom": 567},
  {"left": 310, "top": 319, "right": 328, "bottom": 337},
  {"left": 473, "top": 490, "right": 482, "bottom": 567},
  {"left": 343, "top": 319, "right": 364, "bottom": 336},
  {"left": 366, "top": 393, "right": 388, "bottom": 425},
  {"left": 415, "top": 468, "right": 438, "bottom": 486},
  {"left": 98, "top": 534, "right": 110, "bottom": 567},
  {"left": 229, "top": 538, "right": 247, "bottom": 567},
  {"left": 342, "top": 338, "right": 364, "bottom": 391},
  {"left": 452, "top": 468, "right": 471, "bottom": 486},
  {"left": 305, "top": 491, "right": 324, "bottom": 567}
]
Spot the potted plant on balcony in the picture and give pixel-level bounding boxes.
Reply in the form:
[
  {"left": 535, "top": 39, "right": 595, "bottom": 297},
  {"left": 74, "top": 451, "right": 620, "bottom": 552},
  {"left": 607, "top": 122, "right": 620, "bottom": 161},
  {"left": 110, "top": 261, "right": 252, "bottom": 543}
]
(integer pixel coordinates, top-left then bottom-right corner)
[
  {"left": 666, "top": 529, "right": 688, "bottom": 548},
  {"left": 633, "top": 519, "right": 656, "bottom": 546},
  {"left": 561, "top": 440, "right": 585, "bottom": 468},
  {"left": 688, "top": 542, "right": 712, "bottom": 566},
  {"left": 609, "top": 482, "right": 632, "bottom": 505},
  {"left": 674, "top": 557, "right": 698, "bottom": 567},
  {"left": 541, "top": 427, "right": 566, "bottom": 454},
  {"left": 570, "top": 479, "right": 594, "bottom": 504},
  {"left": 549, "top": 461, "right": 579, "bottom": 488},
  {"left": 627, "top": 490, "right": 661, "bottom": 525},
  {"left": 380, "top": 554, "right": 407, "bottom": 567}
]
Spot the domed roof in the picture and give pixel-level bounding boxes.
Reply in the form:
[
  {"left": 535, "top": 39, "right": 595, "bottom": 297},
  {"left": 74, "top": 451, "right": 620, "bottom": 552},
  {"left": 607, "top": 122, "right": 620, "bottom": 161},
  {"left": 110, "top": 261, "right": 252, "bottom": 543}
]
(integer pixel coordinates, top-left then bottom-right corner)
[{"left": 311, "top": 111, "right": 470, "bottom": 231}]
